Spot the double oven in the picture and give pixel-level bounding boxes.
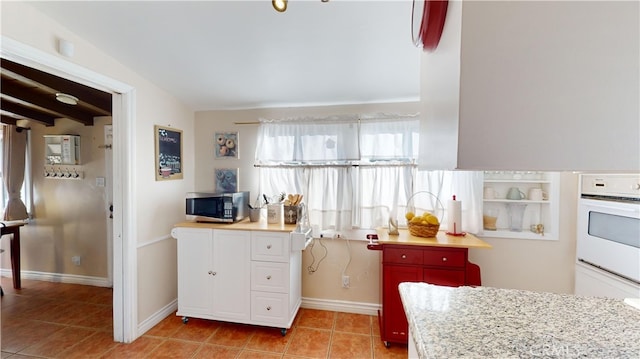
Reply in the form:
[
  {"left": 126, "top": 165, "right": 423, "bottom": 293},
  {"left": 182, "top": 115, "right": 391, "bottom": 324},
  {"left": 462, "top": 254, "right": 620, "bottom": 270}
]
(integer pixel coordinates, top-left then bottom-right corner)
[{"left": 575, "top": 174, "right": 640, "bottom": 299}]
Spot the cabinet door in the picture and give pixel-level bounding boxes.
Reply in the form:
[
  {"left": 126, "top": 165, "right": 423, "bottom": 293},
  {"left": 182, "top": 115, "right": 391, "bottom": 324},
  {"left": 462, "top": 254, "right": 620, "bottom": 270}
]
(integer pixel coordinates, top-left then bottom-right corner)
[
  {"left": 382, "top": 265, "right": 422, "bottom": 343},
  {"left": 424, "top": 268, "right": 466, "bottom": 287},
  {"left": 212, "top": 229, "right": 251, "bottom": 321},
  {"left": 177, "top": 228, "right": 214, "bottom": 316}
]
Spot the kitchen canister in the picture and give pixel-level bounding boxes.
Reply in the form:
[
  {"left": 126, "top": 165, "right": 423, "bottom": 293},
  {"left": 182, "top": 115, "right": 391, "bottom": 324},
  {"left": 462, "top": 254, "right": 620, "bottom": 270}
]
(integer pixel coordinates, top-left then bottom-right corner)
[{"left": 267, "top": 203, "right": 284, "bottom": 224}]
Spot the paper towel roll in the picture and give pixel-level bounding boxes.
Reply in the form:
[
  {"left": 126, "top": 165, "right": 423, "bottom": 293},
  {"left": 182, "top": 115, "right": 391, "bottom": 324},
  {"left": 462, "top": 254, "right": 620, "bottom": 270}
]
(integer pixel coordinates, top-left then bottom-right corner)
[{"left": 447, "top": 196, "right": 462, "bottom": 234}]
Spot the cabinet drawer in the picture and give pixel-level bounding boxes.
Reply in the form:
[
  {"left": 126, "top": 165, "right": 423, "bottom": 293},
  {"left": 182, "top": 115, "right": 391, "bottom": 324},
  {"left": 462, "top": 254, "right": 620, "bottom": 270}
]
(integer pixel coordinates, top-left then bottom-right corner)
[
  {"left": 423, "top": 249, "right": 465, "bottom": 268},
  {"left": 251, "top": 291, "right": 288, "bottom": 325},
  {"left": 384, "top": 247, "right": 423, "bottom": 265},
  {"left": 252, "top": 232, "right": 289, "bottom": 262},
  {"left": 251, "top": 261, "right": 289, "bottom": 293}
]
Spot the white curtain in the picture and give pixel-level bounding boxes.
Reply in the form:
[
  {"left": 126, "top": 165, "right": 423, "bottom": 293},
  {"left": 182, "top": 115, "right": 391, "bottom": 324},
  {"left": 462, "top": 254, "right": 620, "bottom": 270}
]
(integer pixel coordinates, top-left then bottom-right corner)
[
  {"left": 256, "top": 114, "right": 420, "bottom": 231},
  {"left": 414, "top": 170, "right": 483, "bottom": 233},
  {"left": 2, "top": 125, "right": 28, "bottom": 221}
]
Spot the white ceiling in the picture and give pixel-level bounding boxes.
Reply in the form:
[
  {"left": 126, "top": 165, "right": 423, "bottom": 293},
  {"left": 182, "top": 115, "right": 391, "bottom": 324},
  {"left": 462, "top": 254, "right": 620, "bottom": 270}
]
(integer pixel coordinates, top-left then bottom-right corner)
[{"left": 29, "top": 0, "right": 422, "bottom": 111}]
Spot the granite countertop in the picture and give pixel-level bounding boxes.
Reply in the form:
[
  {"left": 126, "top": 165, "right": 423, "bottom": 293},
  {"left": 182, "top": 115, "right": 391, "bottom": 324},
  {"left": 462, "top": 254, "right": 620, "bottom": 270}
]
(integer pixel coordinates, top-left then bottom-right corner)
[
  {"left": 399, "top": 282, "right": 640, "bottom": 358},
  {"left": 375, "top": 228, "right": 492, "bottom": 249}
]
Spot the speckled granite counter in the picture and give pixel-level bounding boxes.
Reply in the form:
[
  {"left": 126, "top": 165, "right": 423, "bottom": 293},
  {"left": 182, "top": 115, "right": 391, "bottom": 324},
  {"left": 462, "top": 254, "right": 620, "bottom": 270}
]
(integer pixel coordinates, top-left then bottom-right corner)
[{"left": 399, "top": 282, "right": 640, "bottom": 358}]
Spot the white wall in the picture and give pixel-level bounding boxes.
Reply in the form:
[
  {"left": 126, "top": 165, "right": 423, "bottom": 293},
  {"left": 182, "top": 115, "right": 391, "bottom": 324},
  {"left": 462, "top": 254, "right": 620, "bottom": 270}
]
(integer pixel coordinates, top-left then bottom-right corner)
[
  {"left": 1, "top": 2, "right": 194, "bottom": 331},
  {"left": 420, "top": 1, "right": 639, "bottom": 171},
  {"left": 457, "top": 1, "right": 639, "bottom": 171}
]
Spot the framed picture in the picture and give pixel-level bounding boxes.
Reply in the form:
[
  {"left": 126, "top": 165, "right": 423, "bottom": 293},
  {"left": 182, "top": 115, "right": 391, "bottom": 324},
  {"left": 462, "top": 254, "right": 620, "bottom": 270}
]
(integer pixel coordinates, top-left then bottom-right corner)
[
  {"left": 155, "top": 125, "right": 183, "bottom": 181},
  {"left": 215, "top": 131, "right": 239, "bottom": 158},
  {"left": 215, "top": 168, "right": 238, "bottom": 193}
]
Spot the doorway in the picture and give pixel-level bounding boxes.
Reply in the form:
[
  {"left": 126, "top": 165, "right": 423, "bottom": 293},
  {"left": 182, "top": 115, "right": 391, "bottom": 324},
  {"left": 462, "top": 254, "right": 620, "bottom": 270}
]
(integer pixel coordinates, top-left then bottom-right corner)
[{"left": 1, "top": 37, "right": 137, "bottom": 342}]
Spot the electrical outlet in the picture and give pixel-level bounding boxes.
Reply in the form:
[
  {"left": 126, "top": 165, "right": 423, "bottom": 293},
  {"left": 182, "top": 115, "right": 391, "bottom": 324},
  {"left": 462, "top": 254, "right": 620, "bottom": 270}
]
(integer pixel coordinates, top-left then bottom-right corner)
[
  {"left": 342, "top": 275, "right": 350, "bottom": 288},
  {"left": 72, "top": 256, "right": 81, "bottom": 266}
]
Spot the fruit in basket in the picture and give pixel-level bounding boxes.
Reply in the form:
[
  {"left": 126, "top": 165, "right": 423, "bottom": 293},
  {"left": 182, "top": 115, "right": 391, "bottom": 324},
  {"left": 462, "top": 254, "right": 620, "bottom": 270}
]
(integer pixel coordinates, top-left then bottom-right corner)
[
  {"left": 426, "top": 214, "right": 439, "bottom": 225},
  {"left": 405, "top": 211, "right": 415, "bottom": 220},
  {"left": 410, "top": 216, "right": 422, "bottom": 224}
]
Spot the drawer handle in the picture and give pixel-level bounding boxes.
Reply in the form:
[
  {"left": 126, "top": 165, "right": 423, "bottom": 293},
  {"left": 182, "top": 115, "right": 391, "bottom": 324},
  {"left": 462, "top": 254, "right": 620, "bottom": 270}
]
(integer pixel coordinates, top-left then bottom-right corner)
[
  {"left": 208, "top": 271, "right": 217, "bottom": 276},
  {"left": 401, "top": 254, "right": 407, "bottom": 259},
  {"left": 266, "top": 275, "right": 272, "bottom": 280},
  {"left": 266, "top": 306, "right": 272, "bottom": 311},
  {"left": 267, "top": 244, "right": 272, "bottom": 249},
  {"left": 442, "top": 257, "right": 447, "bottom": 262}
]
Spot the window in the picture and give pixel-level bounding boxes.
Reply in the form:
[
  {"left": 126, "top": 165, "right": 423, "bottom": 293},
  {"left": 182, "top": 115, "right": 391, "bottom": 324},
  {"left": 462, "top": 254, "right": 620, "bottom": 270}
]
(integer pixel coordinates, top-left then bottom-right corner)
[{"left": 256, "top": 114, "right": 483, "bottom": 233}]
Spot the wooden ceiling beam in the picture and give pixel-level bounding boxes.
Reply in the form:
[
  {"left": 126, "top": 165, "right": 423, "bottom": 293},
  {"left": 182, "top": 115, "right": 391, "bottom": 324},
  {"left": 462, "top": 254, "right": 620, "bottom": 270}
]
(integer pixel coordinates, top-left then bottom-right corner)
[
  {"left": 0, "top": 100, "right": 56, "bottom": 126},
  {"left": 1, "top": 58, "right": 112, "bottom": 113},
  {"left": 1, "top": 78, "right": 95, "bottom": 126},
  {"left": 1, "top": 115, "right": 19, "bottom": 125}
]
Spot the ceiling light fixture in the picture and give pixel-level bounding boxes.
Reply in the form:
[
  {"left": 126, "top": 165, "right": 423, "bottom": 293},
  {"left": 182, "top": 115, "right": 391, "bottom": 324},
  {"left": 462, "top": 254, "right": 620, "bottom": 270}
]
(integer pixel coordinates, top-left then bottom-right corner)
[
  {"left": 273, "top": 0, "right": 287, "bottom": 12},
  {"left": 55, "top": 93, "right": 79, "bottom": 105}
]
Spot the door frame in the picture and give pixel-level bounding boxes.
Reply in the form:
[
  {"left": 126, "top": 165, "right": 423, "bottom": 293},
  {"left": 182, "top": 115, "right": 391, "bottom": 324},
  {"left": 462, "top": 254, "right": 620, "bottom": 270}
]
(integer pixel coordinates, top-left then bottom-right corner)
[{"left": 1, "top": 36, "right": 138, "bottom": 343}]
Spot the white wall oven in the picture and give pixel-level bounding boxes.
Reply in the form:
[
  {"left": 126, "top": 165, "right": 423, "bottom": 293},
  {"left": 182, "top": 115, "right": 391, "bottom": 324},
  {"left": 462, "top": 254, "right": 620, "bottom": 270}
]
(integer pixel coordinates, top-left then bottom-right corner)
[{"left": 576, "top": 174, "right": 640, "bottom": 299}]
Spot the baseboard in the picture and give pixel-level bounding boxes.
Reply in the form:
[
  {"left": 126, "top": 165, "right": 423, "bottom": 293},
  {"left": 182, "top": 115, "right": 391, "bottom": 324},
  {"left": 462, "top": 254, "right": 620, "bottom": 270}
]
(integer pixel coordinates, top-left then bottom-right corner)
[
  {"left": 301, "top": 297, "right": 381, "bottom": 316},
  {"left": 0, "top": 269, "right": 111, "bottom": 287},
  {"left": 137, "top": 299, "right": 178, "bottom": 336}
]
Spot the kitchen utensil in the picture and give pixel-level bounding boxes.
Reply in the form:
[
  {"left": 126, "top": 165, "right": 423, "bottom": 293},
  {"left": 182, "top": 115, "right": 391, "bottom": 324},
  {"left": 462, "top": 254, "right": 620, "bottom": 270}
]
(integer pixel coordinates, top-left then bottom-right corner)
[
  {"left": 267, "top": 203, "right": 283, "bottom": 224},
  {"left": 507, "top": 203, "right": 526, "bottom": 231},
  {"left": 506, "top": 187, "right": 526, "bottom": 200},
  {"left": 483, "top": 187, "right": 499, "bottom": 199},
  {"left": 483, "top": 209, "right": 499, "bottom": 230},
  {"left": 249, "top": 208, "right": 262, "bottom": 222},
  {"left": 528, "top": 188, "right": 547, "bottom": 201}
]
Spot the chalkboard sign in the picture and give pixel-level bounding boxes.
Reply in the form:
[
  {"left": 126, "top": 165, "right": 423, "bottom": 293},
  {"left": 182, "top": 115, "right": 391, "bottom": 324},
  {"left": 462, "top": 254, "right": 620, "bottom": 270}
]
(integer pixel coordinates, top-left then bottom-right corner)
[{"left": 155, "top": 125, "right": 183, "bottom": 181}]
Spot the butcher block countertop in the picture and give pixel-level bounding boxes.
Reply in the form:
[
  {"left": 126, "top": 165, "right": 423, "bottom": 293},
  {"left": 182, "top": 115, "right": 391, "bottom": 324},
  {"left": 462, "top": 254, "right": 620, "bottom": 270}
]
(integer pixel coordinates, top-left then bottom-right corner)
[
  {"left": 399, "top": 282, "right": 640, "bottom": 359},
  {"left": 375, "top": 228, "right": 492, "bottom": 249},
  {"left": 174, "top": 218, "right": 297, "bottom": 233}
]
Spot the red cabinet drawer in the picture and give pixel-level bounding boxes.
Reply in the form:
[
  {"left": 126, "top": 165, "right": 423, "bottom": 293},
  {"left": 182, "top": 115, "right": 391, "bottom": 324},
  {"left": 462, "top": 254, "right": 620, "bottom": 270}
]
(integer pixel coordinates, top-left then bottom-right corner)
[
  {"left": 384, "top": 247, "right": 423, "bottom": 265},
  {"left": 423, "top": 249, "right": 465, "bottom": 268}
]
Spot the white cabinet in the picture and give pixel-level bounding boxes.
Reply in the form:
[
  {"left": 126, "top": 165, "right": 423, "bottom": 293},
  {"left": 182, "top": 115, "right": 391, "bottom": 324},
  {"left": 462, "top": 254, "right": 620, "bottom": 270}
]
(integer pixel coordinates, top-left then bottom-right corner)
[
  {"left": 480, "top": 171, "right": 559, "bottom": 240},
  {"left": 250, "top": 231, "right": 301, "bottom": 330},
  {"left": 176, "top": 228, "right": 250, "bottom": 322},
  {"left": 174, "top": 227, "right": 302, "bottom": 334}
]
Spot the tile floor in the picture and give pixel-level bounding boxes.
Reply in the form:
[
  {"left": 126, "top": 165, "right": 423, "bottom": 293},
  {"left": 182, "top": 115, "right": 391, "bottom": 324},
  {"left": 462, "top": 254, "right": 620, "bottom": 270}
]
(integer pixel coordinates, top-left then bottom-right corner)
[{"left": 1, "top": 278, "right": 407, "bottom": 358}]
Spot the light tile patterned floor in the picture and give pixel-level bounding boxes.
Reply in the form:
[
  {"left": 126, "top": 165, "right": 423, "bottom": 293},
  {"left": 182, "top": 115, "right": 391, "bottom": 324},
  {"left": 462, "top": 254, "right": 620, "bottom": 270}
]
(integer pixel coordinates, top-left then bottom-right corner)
[{"left": 1, "top": 278, "right": 407, "bottom": 358}]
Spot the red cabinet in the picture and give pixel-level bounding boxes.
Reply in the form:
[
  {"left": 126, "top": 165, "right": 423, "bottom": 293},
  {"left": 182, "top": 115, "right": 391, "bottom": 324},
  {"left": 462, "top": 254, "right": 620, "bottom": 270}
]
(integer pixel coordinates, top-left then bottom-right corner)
[{"left": 377, "top": 244, "right": 481, "bottom": 346}]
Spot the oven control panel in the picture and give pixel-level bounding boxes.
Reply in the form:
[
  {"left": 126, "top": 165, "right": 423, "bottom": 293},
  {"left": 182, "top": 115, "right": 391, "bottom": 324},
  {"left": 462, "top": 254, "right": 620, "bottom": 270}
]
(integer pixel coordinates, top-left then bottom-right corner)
[{"left": 581, "top": 173, "right": 640, "bottom": 199}]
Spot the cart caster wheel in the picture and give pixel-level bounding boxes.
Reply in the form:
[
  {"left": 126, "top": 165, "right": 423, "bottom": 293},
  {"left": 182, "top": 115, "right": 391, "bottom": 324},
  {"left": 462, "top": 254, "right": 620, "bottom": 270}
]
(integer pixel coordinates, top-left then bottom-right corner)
[
  {"left": 182, "top": 316, "right": 189, "bottom": 324},
  {"left": 280, "top": 328, "right": 287, "bottom": 336},
  {"left": 383, "top": 341, "right": 390, "bottom": 348}
]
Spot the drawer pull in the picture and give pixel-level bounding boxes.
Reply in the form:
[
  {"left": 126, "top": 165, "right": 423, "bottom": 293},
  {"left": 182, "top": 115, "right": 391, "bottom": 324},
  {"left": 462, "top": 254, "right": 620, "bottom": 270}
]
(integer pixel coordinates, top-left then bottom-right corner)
[
  {"left": 267, "top": 244, "right": 272, "bottom": 249},
  {"left": 208, "top": 271, "right": 217, "bottom": 276},
  {"left": 266, "top": 306, "right": 272, "bottom": 311},
  {"left": 401, "top": 254, "right": 407, "bottom": 259},
  {"left": 442, "top": 257, "right": 447, "bottom": 262},
  {"left": 266, "top": 275, "right": 272, "bottom": 280}
]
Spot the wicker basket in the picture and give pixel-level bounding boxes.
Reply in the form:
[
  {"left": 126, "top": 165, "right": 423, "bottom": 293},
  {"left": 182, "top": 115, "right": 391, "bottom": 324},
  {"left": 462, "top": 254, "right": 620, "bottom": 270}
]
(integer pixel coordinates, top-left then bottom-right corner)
[
  {"left": 407, "top": 222, "right": 440, "bottom": 238},
  {"left": 406, "top": 191, "right": 443, "bottom": 238}
]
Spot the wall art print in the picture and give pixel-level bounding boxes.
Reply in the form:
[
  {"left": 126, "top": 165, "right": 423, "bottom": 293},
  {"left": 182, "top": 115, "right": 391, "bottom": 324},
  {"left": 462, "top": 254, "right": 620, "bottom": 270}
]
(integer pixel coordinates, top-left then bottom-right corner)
[
  {"left": 215, "top": 168, "right": 238, "bottom": 193},
  {"left": 155, "top": 125, "right": 183, "bottom": 181},
  {"left": 215, "top": 131, "right": 238, "bottom": 158}
]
